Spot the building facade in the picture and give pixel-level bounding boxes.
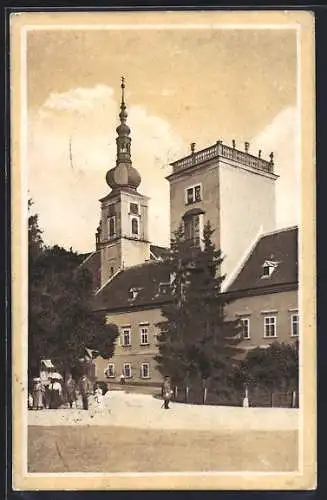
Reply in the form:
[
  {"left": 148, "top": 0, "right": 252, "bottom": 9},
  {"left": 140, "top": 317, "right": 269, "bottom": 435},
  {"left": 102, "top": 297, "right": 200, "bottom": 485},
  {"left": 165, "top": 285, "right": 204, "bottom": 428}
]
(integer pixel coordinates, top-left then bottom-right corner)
[
  {"left": 93, "top": 227, "right": 298, "bottom": 384},
  {"left": 82, "top": 78, "right": 298, "bottom": 386}
]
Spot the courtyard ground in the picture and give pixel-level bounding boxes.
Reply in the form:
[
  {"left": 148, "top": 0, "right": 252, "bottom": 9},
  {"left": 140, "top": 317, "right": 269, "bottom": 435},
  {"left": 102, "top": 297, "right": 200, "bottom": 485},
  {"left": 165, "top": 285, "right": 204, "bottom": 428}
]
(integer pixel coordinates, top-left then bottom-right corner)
[{"left": 28, "top": 390, "right": 299, "bottom": 473}]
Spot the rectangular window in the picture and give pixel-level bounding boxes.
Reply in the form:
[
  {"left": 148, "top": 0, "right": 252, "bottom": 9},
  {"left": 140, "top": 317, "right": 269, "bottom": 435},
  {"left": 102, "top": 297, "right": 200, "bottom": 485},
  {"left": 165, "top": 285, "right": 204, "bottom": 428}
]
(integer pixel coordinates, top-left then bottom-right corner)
[
  {"left": 121, "top": 327, "right": 131, "bottom": 346},
  {"left": 108, "top": 204, "right": 116, "bottom": 217},
  {"left": 108, "top": 216, "right": 116, "bottom": 239},
  {"left": 141, "top": 363, "right": 150, "bottom": 379},
  {"left": 130, "top": 203, "right": 139, "bottom": 215},
  {"left": 264, "top": 316, "right": 277, "bottom": 338},
  {"left": 240, "top": 317, "right": 250, "bottom": 339},
  {"left": 140, "top": 326, "right": 149, "bottom": 345},
  {"left": 185, "top": 184, "right": 202, "bottom": 205},
  {"left": 291, "top": 314, "right": 299, "bottom": 337},
  {"left": 104, "top": 363, "right": 115, "bottom": 378},
  {"left": 123, "top": 363, "right": 132, "bottom": 378},
  {"left": 194, "top": 185, "right": 201, "bottom": 202},
  {"left": 186, "top": 188, "right": 194, "bottom": 204}
]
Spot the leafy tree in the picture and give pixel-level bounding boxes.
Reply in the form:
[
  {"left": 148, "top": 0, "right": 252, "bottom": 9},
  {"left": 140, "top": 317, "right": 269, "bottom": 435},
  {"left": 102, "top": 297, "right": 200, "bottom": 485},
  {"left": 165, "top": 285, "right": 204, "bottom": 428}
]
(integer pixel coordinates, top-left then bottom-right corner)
[
  {"left": 28, "top": 203, "right": 119, "bottom": 377},
  {"left": 155, "top": 221, "right": 242, "bottom": 394},
  {"left": 232, "top": 341, "right": 299, "bottom": 393},
  {"left": 28, "top": 199, "right": 44, "bottom": 262}
]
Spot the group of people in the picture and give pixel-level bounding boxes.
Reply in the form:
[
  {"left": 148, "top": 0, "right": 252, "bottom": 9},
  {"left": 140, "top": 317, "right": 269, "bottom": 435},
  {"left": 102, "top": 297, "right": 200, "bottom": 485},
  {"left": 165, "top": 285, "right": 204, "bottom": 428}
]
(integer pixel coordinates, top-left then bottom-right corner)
[
  {"left": 30, "top": 371, "right": 174, "bottom": 411},
  {"left": 29, "top": 373, "right": 104, "bottom": 411}
]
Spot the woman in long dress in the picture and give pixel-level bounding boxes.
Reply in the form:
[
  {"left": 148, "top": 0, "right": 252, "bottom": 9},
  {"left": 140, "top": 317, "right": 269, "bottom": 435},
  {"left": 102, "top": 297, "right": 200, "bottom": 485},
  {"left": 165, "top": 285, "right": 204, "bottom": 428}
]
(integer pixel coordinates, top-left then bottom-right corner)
[
  {"left": 49, "top": 378, "right": 63, "bottom": 409},
  {"left": 32, "top": 377, "right": 44, "bottom": 410}
]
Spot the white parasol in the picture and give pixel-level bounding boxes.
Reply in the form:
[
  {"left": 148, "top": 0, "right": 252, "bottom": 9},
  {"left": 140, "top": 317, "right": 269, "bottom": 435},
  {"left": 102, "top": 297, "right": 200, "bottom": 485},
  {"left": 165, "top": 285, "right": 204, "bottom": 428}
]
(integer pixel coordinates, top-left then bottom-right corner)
[{"left": 50, "top": 372, "right": 63, "bottom": 380}]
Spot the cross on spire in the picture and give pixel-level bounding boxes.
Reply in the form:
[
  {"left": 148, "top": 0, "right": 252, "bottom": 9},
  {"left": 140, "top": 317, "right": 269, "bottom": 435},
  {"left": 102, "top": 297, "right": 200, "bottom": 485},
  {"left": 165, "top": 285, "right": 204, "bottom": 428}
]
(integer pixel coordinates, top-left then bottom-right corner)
[{"left": 121, "top": 75, "right": 125, "bottom": 104}]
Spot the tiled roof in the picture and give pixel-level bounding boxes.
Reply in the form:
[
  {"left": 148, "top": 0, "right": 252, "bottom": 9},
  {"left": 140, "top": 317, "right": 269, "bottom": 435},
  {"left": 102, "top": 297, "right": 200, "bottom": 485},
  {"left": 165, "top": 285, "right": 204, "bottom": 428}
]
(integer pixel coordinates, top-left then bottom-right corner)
[
  {"left": 87, "top": 226, "right": 298, "bottom": 312},
  {"left": 150, "top": 244, "right": 170, "bottom": 261},
  {"left": 226, "top": 226, "right": 298, "bottom": 294},
  {"left": 93, "top": 260, "right": 171, "bottom": 312},
  {"left": 79, "top": 250, "right": 101, "bottom": 292}
]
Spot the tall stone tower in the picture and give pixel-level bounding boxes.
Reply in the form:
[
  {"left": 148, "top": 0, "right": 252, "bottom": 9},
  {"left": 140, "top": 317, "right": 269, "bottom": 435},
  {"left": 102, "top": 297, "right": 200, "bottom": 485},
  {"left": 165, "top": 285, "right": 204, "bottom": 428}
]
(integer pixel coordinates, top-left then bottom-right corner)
[
  {"left": 96, "top": 77, "right": 150, "bottom": 287},
  {"left": 167, "top": 140, "right": 278, "bottom": 286}
]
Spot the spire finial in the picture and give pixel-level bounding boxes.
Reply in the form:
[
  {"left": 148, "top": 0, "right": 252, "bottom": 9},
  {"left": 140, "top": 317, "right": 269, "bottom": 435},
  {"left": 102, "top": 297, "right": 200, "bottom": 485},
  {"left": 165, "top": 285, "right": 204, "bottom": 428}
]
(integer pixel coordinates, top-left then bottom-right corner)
[{"left": 121, "top": 75, "right": 125, "bottom": 104}]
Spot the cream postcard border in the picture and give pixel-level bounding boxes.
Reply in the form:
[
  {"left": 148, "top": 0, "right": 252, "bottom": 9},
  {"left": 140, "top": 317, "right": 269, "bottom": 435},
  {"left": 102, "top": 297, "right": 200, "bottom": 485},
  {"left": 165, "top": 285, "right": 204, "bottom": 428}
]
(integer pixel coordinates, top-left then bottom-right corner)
[{"left": 10, "top": 10, "right": 316, "bottom": 491}]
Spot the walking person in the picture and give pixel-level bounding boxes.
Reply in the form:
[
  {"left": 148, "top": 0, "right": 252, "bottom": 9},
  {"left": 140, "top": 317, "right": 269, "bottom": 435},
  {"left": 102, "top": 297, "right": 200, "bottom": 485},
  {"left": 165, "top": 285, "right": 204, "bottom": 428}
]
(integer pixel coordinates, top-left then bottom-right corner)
[
  {"left": 79, "top": 374, "right": 91, "bottom": 410},
  {"left": 162, "top": 376, "right": 172, "bottom": 409},
  {"left": 65, "top": 373, "right": 77, "bottom": 408},
  {"left": 120, "top": 373, "right": 125, "bottom": 385}
]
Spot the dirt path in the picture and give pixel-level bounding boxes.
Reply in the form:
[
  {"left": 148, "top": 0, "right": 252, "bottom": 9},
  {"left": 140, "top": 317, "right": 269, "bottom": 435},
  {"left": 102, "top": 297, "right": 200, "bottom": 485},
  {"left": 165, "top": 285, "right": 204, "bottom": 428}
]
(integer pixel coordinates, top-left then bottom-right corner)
[
  {"left": 28, "top": 390, "right": 299, "bottom": 432},
  {"left": 28, "top": 426, "right": 299, "bottom": 473}
]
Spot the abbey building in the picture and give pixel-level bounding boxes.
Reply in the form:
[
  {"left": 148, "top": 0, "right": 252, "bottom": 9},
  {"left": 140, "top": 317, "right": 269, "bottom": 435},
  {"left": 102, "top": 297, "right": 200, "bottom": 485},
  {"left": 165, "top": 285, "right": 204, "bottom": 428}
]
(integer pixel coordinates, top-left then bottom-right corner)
[{"left": 81, "top": 78, "right": 298, "bottom": 386}]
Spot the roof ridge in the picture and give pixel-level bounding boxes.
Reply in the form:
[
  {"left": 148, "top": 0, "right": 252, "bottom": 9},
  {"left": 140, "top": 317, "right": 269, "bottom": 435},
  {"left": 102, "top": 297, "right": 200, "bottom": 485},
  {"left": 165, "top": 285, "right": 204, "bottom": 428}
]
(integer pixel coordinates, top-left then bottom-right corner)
[
  {"left": 78, "top": 249, "right": 100, "bottom": 268},
  {"left": 95, "top": 268, "right": 123, "bottom": 295},
  {"left": 260, "top": 225, "right": 298, "bottom": 238},
  {"left": 223, "top": 227, "right": 263, "bottom": 292}
]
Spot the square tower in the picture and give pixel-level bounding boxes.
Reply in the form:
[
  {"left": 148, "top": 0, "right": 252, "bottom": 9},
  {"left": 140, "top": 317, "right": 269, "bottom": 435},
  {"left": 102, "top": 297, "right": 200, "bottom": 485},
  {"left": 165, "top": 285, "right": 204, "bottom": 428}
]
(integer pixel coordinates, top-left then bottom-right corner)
[
  {"left": 98, "top": 189, "right": 150, "bottom": 286},
  {"left": 167, "top": 140, "right": 278, "bottom": 283}
]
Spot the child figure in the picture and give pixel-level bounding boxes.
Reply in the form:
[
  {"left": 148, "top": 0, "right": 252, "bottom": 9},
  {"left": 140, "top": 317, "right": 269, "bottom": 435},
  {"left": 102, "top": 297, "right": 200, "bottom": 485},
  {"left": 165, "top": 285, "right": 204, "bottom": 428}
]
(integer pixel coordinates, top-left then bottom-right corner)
[{"left": 94, "top": 384, "right": 104, "bottom": 411}]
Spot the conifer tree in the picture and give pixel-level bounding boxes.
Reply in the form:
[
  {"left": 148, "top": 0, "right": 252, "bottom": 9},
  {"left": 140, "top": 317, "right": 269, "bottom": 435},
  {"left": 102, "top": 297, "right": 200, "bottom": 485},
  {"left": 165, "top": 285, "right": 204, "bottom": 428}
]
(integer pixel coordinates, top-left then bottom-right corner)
[{"left": 155, "top": 221, "right": 242, "bottom": 394}]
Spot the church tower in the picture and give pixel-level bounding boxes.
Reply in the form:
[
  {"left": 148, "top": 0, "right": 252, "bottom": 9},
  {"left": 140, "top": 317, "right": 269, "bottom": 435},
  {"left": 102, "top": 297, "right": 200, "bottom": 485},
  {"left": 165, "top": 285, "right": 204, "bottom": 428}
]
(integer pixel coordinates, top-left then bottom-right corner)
[{"left": 96, "top": 77, "right": 150, "bottom": 287}]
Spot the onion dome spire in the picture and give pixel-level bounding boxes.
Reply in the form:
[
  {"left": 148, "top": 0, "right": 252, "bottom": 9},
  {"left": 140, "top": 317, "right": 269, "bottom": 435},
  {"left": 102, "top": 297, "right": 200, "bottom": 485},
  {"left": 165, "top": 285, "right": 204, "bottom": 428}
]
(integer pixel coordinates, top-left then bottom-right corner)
[{"left": 106, "top": 76, "right": 141, "bottom": 191}]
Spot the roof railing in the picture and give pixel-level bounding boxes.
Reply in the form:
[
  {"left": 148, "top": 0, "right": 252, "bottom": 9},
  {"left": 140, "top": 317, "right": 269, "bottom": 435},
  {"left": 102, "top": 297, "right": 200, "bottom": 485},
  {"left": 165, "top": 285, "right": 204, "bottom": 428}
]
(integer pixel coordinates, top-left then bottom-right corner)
[{"left": 170, "top": 140, "right": 274, "bottom": 175}]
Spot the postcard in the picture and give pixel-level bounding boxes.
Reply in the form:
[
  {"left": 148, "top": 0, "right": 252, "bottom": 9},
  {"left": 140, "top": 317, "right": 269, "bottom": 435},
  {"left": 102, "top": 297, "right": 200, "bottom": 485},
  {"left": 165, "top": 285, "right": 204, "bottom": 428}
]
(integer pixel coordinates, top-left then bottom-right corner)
[{"left": 10, "top": 9, "right": 316, "bottom": 490}]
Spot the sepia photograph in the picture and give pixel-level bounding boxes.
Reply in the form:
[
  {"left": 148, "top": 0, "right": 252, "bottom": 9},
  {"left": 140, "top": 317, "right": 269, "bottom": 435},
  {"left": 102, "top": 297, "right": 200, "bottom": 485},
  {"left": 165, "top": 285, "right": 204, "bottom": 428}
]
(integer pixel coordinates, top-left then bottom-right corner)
[{"left": 10, "top": 10, "right": 316, "bottom": 490}]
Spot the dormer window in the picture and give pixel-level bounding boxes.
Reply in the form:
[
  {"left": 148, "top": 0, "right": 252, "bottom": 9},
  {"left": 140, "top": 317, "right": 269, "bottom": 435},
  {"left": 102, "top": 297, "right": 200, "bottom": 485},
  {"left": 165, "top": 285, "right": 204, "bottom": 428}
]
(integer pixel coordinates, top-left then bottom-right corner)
[
  {"left": 128, "top": 287, "right": 141, "bottom": 300},
  {"left": 261, "top": 260, "right": 279, "bottom": 278}
]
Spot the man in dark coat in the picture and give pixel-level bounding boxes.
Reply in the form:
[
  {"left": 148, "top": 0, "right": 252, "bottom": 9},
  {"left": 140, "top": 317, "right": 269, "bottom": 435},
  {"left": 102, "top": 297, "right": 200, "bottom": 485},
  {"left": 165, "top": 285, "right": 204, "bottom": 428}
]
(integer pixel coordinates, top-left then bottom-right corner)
[
  {"left": 79, "top": 374, "right": 91, "bottom": 410},
  {"left": 162, "top": 376, "right": 172, "bottom": 409}
]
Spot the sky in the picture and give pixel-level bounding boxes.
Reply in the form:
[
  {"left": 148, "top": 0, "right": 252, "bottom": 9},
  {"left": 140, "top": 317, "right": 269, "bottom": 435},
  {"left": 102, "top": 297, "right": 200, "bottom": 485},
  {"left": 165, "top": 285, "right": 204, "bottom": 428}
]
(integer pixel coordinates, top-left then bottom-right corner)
[{"left": 26, "top": 24, "right": 298, "bottom": 252}]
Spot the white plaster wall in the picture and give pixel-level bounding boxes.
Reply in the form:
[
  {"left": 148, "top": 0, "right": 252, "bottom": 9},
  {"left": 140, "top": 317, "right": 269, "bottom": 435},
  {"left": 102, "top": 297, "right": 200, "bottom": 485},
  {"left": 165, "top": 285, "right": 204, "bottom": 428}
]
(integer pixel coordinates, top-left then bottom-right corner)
[
  {"left": 219, "top": 161, "right": 276, "bottom": 281},
  {"left": 121, "top": 238, "right": 150, "bottom": 269}
]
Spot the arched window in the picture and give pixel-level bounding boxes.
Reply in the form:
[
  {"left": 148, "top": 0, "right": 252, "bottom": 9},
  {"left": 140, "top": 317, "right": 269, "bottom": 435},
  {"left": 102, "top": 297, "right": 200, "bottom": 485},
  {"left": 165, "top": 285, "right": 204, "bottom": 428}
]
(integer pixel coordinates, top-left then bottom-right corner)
[
  {"left": 182, "top": 208, "right": 205, "bottom": 248},
  {"left": 131, "top": 218, "right": 139, "bottom": 236},
  {"left": 108, "top": 216, "right": 116, "bottom": 238}
]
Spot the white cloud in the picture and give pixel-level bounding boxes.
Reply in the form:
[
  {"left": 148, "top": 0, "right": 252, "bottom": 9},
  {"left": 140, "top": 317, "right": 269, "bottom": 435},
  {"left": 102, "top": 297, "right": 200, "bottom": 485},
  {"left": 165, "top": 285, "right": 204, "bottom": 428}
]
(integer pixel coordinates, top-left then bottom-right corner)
[
  {"left": 251, "top": 106, "right": 299, "bottom": 229},
  {"left": 28, "top": 85, "right": 186, "bottom": 253},
  {"left": 42, "top": 84, "right": 114, "bottom": 113},
  {"left": 28, "top": 86, "right": 298, "bottom": 255}
]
